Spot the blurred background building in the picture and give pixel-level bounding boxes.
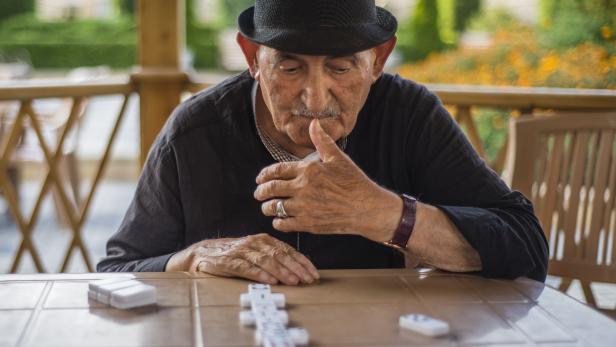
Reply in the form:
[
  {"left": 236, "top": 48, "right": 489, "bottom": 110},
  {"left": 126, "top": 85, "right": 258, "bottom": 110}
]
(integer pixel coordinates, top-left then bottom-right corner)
[{"left": 36, "top": 0, "right": 115, "bottom": 21}]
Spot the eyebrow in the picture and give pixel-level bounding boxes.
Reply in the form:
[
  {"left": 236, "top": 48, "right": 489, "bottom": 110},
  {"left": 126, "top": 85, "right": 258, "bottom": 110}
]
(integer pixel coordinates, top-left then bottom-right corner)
[{"left": 273, "top": 52, "right": 359, "bottom": 64}]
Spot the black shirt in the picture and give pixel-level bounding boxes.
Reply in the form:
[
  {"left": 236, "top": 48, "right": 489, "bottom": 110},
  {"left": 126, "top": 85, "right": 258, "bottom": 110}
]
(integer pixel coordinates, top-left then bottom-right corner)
[{"left": 97, "top": 71, "right": 549, "bottom": 281}]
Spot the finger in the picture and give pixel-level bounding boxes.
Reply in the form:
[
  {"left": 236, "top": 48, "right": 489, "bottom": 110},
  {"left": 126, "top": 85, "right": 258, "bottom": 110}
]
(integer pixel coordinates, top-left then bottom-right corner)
[
  {"left": 257, "top": 241, "right": 317, "bottom": 284},
  {"left": 242, "top": 249, "right": 301, "bottom": 286},
  {"left": 254, "top": 179, "right": 296, "bottom": 201},
  {"left": 272, "top": 216, "right": 303, "bottom": 232},
  {"left": 267, "top": 232, "right": 319, "bottom": 280},
  {"left": 261, "top": 198, "right": 297, "bottom": 218},
  {"left": 198, "top": 257, "right": 278, "bottom": 284},
  {"left": 256, "top": 162, "right": 301, "bottom": 184},
  {"left": 288, "top": 247, "right": 320, "bottom": 280},
  {"left": 309, "top": 119, "right": 343, "bottom": 162}
]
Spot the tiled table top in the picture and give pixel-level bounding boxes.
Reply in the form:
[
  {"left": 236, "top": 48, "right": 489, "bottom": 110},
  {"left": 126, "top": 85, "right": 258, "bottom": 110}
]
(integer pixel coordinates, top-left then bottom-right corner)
[{"left": 1, "top": 269, "right": 615, "bottom": 347}]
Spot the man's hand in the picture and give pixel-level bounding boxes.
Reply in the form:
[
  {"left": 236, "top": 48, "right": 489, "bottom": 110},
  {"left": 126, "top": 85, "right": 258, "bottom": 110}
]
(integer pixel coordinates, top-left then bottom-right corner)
[
  {"left": 165, "top": 233, "right": 319, "bottom": 285},
  {"left": 254, "top": 119, "right": 403, "bottom": 242}
]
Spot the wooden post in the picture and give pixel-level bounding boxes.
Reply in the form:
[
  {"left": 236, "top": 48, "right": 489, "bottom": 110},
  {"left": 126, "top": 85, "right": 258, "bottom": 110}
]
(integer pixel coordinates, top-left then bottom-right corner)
[{"left": 132, "top": 0, "right": 189, "bottom": 166}]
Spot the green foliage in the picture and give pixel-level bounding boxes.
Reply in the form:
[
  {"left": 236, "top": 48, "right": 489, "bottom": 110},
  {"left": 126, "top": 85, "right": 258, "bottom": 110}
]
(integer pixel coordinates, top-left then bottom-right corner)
[
  {"left": 437, "top": 0, "right": 457, "bottom": 44},
  {"left": 467, "top": 9, "right": 517, "bottom": 33},
  {"left": 454, "top": 0, "right": 481, "bottom": 32},
  {"left": 187, "top": 24, "right": 219, "bottom": 68},
  {"left": 0, "top": 14, "right": 136, "bottom": 68},
  {"left": 399, "top": 0, "right": 446, "bottom": 62},
  {"left": 186, "top": 0, "right": 220, "bottom": 68},
  {"left": 0, "top": 0, "right": 34, "bottom": 21},
  {"left": 538, "top": 0, "right": 612, "bottom": 49},
  {"left": 221, "top": 0, "right": 253, "bottom": 27},
  {"left": 0, "top": 9, "right": 220, "bottom": 69},
  {"left": 0, "top": 14, "right": 136, "bottom": 44},
  {"left": 118, "top": 0, "right": 137, "bottom": 16},
  {"left": 0, "top": 43, "right": 136, "bottom": 68},
  {"left": 473, "top": 108, "right": 508, "bottom": 162},
  {"left": 541, "top": 0, "right": 615, "bottom": 29}
]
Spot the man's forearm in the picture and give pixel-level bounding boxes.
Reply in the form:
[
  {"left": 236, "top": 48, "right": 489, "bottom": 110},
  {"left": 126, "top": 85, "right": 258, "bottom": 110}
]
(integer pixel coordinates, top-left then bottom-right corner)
[
  {"left": 363, "top": 192, "right": 482, "bottom": 272},
  {"left": 408, "top": 202, "right": 482, "bottom": 272}
]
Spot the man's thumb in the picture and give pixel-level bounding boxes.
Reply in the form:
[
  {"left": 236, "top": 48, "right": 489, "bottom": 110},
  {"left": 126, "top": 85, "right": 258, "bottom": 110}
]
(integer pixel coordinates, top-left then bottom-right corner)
[{"left": 309, "top": 119, "right": 341, "bottom": 162}]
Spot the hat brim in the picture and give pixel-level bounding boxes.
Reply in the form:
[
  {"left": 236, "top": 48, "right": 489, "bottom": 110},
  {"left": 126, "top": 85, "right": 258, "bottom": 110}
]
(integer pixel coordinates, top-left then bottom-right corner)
[{"left": 238, "top": 6, "right": 397, "bottom": 56}]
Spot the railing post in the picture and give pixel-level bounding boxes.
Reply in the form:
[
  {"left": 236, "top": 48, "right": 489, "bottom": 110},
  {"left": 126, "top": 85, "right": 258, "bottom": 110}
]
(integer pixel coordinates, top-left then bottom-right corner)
[{"left": 132, "top": 0, "right": 188, "bottom": 166}]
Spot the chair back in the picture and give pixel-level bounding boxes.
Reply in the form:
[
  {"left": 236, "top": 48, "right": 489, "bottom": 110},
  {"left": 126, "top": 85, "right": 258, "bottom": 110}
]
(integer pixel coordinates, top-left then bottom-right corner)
[{"left": 506, "top": 112, "right": 616, "bottom": 283}]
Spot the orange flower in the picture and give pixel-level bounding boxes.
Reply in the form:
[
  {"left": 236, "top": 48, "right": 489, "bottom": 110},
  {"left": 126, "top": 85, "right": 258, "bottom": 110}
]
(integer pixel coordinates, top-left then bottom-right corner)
[
  {"left": 601, "top": 25, "right": 613, "bottom": 40},
  {"left": 397, "top": 25, "right": 615, "bottom": 89}
]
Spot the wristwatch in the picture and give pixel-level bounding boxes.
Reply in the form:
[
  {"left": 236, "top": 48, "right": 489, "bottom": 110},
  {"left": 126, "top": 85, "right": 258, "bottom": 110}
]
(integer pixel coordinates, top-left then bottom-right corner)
[{"left": 383, "top": 194, "right": 417, "bottom": 253}]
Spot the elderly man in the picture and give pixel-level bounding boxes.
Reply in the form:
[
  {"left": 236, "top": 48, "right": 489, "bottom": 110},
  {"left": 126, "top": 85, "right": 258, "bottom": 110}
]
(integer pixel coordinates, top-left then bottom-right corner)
[{"left": 98, "top": 0, "right": 548, "bottom": 284}]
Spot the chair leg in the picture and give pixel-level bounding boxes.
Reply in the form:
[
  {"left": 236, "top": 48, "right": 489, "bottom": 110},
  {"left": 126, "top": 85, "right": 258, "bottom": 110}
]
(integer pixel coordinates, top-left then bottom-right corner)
[
  {"left": 581, "top": 281, "right": 597, "bottom": 307},
  {"left": 558, "top": 277, "right": 573, "bottom": 292}
]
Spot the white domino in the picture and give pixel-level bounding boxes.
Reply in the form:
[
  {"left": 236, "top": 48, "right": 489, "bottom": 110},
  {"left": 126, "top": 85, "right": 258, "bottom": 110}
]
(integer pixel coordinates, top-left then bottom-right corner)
[
  {"left": 87, "top": 277, "right": 134, "bottom": 302},
  {"left": 239, "top": 310, "right": 255, "bottom": 326},
  {"left": 240, "top": 292, "right": 285, "bottom": 308},
  {"left": 239, "top": 310, "right": 289, "bottom": 326},
  {"left": 287, "top": 328, "right": 310, "bottom": 345},
  {"left": 399, "top": 314, "right": 450, "bottom": 337},
  {"left": 240, "top": 284, "right": 309, "bottom": 346},
  {"left": 96, "top": 280, "right": 143, "bottom": 305},
  {"left": 110, "top": 283, "right": 157, "bottom": 309},
  {"left": 255, "top": 327, "right": 308, "bottom": 346},
  {"left": 88, "top": 277, "right": 134, "bottom": 292},
  {"left": 88, "top": 278, "right": 157, "bottom": 309},
  {"left": 249, "top": 283, "right": 271, "bottom": 293}
]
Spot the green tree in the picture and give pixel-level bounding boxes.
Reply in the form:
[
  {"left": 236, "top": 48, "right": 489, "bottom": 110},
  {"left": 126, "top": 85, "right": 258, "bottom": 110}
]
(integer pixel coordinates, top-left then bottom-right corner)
[
  {"left": 400, "top": 0, "right": 446, "bottom": 62},
  {"left": 454, "top": 0, "right": 481, "bottom": 32},
  {"left": 222, "top": 0, "right": 253, "bottom": 26},
  {"left": 437, "top": 0, "right": 457, "bottom": 44},
  {"left": 117, "top": 0, "right": 137, "bottom": 16},
  {"left": 539, "top": 0, "right": 615, "bottom": 49},
  {"left": 186, "top": 0, "right": 220, "bottom": 68},
  {"left": 0, "top": 0, "right": 34, "bottom": 22}
]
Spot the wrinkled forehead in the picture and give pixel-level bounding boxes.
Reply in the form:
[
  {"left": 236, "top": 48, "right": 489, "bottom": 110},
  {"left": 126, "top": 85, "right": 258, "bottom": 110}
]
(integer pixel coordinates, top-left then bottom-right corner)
[{"left": 258, "top": 45, "right": 376, "bottom": 64}]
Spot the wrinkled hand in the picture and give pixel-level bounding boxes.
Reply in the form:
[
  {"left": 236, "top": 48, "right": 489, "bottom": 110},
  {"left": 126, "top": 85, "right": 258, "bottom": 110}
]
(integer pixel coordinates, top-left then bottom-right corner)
[
  {"left": 254, "top": 119, "right": 402, "bottom": 242},
  {"left": 167, "top": 233, "right": 319, "bottom": 285}
]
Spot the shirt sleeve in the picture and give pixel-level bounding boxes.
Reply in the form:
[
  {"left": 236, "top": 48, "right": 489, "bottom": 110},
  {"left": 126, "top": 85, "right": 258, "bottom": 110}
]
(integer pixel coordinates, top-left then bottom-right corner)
[
  {"left": 407, "top": 89, "right": 549, "bottom": 282},
  {"left": 96, "top": 139, "right": 184, "bottom": 272}
]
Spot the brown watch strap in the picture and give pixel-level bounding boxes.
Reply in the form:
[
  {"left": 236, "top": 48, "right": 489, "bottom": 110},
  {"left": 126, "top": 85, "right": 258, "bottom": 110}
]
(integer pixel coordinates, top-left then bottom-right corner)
[{"left": 388, "top": 194, "right": 417, "bottom": 250}]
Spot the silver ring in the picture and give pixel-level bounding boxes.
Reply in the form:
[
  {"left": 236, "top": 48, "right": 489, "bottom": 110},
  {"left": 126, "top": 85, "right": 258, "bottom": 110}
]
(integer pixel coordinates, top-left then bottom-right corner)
[{"left": 275, "top": 200, "right": 289, "bottom": 218}]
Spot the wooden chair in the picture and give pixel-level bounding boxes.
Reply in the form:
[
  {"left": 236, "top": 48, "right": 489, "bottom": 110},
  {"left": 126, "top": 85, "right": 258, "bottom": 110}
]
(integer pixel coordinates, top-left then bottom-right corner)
[{"left": 505, "top": 112, "right": 616, "bottom": 307}]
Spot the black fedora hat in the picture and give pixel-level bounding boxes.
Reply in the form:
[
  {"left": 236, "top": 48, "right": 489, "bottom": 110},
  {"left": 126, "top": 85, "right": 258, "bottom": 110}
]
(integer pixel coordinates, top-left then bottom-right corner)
[{"left": 238, "top": 0, "right": 398, "bottom": 56}]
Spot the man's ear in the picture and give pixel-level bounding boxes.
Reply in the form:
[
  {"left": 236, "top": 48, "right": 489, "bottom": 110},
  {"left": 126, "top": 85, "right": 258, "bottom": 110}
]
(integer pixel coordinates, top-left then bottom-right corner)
[
  {"left": 371, "top": 36, "right": 397, "bottom": 81},
  {"left": 236, "top": 32, "right": 260, "bottom": 78}
]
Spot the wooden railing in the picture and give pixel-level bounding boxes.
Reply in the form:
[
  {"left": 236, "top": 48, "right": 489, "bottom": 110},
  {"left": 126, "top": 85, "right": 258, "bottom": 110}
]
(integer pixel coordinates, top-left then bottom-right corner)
[
  {"left": 0, "top": 80, "right": 135, "bottom": 272},
  {"left": 430, "top": 84, "right": 616, "bottom": 172}
]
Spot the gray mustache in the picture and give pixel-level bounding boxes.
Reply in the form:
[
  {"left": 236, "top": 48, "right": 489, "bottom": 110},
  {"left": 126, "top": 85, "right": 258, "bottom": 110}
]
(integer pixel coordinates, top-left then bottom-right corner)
[{"left": 291, "top": 105, "right": 341, "bottom": 119}]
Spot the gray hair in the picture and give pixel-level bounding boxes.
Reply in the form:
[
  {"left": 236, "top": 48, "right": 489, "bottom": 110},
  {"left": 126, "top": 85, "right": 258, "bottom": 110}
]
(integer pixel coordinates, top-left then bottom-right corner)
[{"left": 291, "top": 104, "right": 341, "bottom": 119}]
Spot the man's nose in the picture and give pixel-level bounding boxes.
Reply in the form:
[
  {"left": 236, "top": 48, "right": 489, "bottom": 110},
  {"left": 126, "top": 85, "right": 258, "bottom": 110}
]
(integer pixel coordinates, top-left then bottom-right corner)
[{"left": 301, "top": 71, "right": 331, "bottom": 112}]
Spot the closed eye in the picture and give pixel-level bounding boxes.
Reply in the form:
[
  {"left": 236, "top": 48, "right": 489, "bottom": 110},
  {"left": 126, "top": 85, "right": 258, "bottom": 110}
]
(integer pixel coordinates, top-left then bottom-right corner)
[
  {"left": 332, "top": 67, "right": 351, "bottom": 74},
  {"left": 281, "top": 66, "right": 301, "bottom": 74}
]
